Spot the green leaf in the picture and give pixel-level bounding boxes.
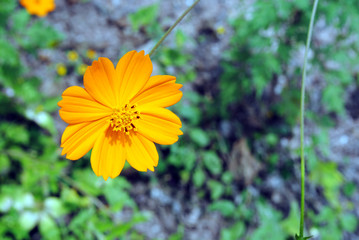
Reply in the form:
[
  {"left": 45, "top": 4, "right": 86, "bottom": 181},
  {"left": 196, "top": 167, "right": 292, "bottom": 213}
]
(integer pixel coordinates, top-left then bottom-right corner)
[
  {"left": 19, "top": 211, "right": 40, "bottom": 231},
  {"left": 221, "top": 222, "right": 245, "bottom": 240},
  {"left": 309, "top": 161, "right": 343, "bottom": 206},
  {"left": 129, "top": 4, "right": 158, "bottom": 31},
  {"left": 250, "top": 202, "right": 286, "bottom": 240},
  {"left": 0, "top": 39, "right": 19, "bottom": 66},
  {"left": 340, "top": 213, "right": 358, "bottom": 232},
  {"left": 175, "top": 30, "right": 187, "bottom": 48},
  {"left": 25, "top": 109, "right": 56, "bottom": 135},
  {"left": 11, "top": 10, "right": 30, "bottom": 31},
  {"left": 0, "top": 0, "right": 16, "bottom": 14},
  {"left": 0, "top": 154, "right": 10, "bottom": 173},
  {"left": 207, "top": 180, "right": 224, "bottom": 200},
  {"left": 281, "top": 202, "right": 300, "bottom": 235},
  {"left": 209, "top": 200, "right": 236, "bottom": 218},
  {"left": 44, "top": 197, "right": 67, "bottom": 218},
  {"left": 2, "top": 124, "right": 29, "bottom": 145},
  {"left": 203, "top": 151, "right": 222, "bottom": 175},
  {"left": 322, "top": 85, "right": 345, "bottom": 114},
  {"left": 190, "top": 128, "right": 210, "bottom": 147},
  {"left": 193, "top": 167, "right": 206, "bottom": 187},
  {"left": 39, "top": 214, "right": 61, "bottom": 240},
  {"left": 103, "top": 177, "right": 135, "bottom": 211},
  {"left": 18, "top": 20, "right": 63, "bottom": 51}
]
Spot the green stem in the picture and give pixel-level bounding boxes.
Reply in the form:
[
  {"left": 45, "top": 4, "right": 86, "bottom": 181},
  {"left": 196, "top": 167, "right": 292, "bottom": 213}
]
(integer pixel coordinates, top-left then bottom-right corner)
[
  {"left": 148, "top": 0, "right": 201, "bottom": 57},
  {"left": 299, "top": 0, "right": 319, "bottom": 238}
]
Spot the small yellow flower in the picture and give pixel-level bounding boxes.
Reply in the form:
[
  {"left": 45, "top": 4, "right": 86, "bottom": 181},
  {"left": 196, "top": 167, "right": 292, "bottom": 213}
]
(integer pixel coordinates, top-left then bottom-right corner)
[
  {"left": 20, "top": 0, "right": 55, "bottom": 17},
  {"left": 56, "top": 63, "right": 67, "bottom": 76},
  {"left": 77, "top": 64, "right": 88, "bottom": 75},
  {"left": 216, "top": 26, "right": 226, "bottom": 35},
  {"left": 86, "top": 49, "right": 97, "bottom": 60},
  {"left": 58, "top": 50, "right": 183, "bottom": 180},
  {"left": 67, "top": 51, "right": 79, "bottom": 62}
]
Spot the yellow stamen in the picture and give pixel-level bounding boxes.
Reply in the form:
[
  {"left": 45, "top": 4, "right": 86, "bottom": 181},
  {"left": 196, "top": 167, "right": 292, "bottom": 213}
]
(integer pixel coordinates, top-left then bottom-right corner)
[{"left": 109, "top": 103, "right": 140, "bottom": 134}]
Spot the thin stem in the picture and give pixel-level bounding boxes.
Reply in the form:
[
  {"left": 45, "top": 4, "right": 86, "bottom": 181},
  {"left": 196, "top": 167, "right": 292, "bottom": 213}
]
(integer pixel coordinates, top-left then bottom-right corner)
[
  {"left": 299, "top": 0, "right": 319, "bottom": 238},
  {"left": 148, "top": 0, "right": 200, "bottom": 57}
]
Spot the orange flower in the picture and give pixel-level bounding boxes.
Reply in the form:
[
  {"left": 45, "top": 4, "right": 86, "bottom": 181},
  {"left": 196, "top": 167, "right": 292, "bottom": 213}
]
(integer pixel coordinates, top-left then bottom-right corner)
[
  {"left": 58, "top": 50, "right": 183, "bottom": 180},
  {"left": 20, "top": 0, "right": 55, "bottom": 17}
]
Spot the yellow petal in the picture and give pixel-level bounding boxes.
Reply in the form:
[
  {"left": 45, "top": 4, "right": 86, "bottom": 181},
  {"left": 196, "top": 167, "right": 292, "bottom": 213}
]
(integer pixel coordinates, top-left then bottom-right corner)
[
  {"left": 115, "top": 50, "right": 152, "bottom": 105},
  {"left": 130, "top": 75, "right": 183, "bottom": 108},
  {"left": 139, "top": 75, "right": 177, "bottom": 91},
  {"left": 125, "top": 132, "right": 158, "bottom": 172},
  {"left": 135, "top": 107, "right": 183, "bottom": 145},
  {"left": 61, "top": 118, "right": 109, "bottom": 160},
  {"left": 91, "top": 128, "right": 126, "bottom": 181},
  {"left": 84, "top": 57, "right": 117, "bottom": 107},
  {"left": 58, "top": 86, "right": 112, "bottom": 124}
]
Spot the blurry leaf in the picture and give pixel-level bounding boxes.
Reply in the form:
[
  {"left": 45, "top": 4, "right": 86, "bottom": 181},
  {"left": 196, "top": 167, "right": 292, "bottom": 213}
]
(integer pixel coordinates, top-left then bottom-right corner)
[
  {"left": 168, "top": 225, "right": 185, "bottom": 240},
  {"left": 73, "top": 169, "right": 103, "bottom": 196},
  {"left": 19, "top": 211, "right": 40, "bottom": 231},
  {"left": 209, "top": 200, "right": 236, "bottom": 218},
  {"left": 2, "top": 124, "right": 29, "bottom": 145},
  {"left": 0, "top": 39, "right": 18, "bottom": 66},
  {"left": 160, "top": 48, "right": 191, "bottom": 66},
  {"left": 39, "top": 214, "right": 61, "bottom": 240},
  {"left": 190, "top": 128, "right": 210, "bottom": 147},
  {"left": 11, "top": 10, "right": 30, "bottom": 31},
  {"left": 129, "top": 4, "right": 158, "bottom": 31},
  {"left": 221, "top": 172, "right": 233, "bottom": 184},
  {"left": 18, "top": 20, "right": 63, "bottom": 51},
  {"left": 265, "top": 133, "right": 279, "bottom": 146},
  {"left": 0, "top": 0, "right": 16, "bottom": 14},
  {"left": 342, "top": 182, "right": 356, "bottom": 197},
  {"left": 13, "top": 193, "right": 35, "bottom": 211},
  {"left": 168, "top": 144, "right": 196, "bottom": 170},
  {"left": 0, "top": 196, "right": 12, "bottom": 212},
  {"left": 250, "top": 202, "right": 286, "bottom": 240},
  {"left": 0, "top": 154, "right": 10, "bottom": 173},
  {"left": 309, "top": 161, "right": 343, "bottom": 206},
  {"left": 207, "top": 180, "right": 224, "bottom": 200},
  {"left": 221, "top": 222, "right": 245, "bottom": 240},
  {"left": 193, "top": 167, "right": 206, "bottom": 188},
  {"left": 322, "top": 85, "right": 345, "bottom": 114},
  {"left": 25, "top": 109, "right": 56, "bottom": 135},
  {"left": 203, "top": 151, "right": 222, "bottom": 175},
  {"left": 43, "top": 96, "right": 62, "bottom": 112},
  {"left": 44, "top": 197, "right": 67, "bottom": 218},
  {"left": 175, "top": 30, "right": 187, "bottom": 48},
  {"left": 104, "top": 178, "right": 135, "bottom": 211},
  {"left": 293, "top": 0, "right": 310, "bottom": 10},
  {"left": 176, "top": 102, "right": 201, "bottom": 125},
  {"left": 281, "top": 201, "right": 300, "bottom": 235},
  {"left": 69, "top": 208, "right": 95, "bottom": 236},
  {"left": 61, "top": 187, "right": 90, "bottom": 208},
  {"left": 340, "top": 213, "right": 358, "bottom": 232}
]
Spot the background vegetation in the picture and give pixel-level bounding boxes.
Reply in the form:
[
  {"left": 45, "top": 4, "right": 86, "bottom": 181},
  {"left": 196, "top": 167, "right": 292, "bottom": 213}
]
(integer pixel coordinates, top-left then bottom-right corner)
[{"left": 0, "top": 0, "right": 358, "bottom": 239}]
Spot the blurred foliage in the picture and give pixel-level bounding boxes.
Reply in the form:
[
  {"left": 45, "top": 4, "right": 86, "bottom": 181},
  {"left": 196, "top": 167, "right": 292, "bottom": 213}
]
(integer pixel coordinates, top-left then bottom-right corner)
[{"left": 0, "top": 1, "right": 359, "bottom": 240}]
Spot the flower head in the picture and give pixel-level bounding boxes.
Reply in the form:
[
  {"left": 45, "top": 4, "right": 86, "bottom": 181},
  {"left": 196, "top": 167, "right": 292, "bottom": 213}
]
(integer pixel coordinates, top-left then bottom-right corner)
[
  {"left": 58, "top": 50, "right": 183, "bottom": 180},
  {"left": 67, "top": 51, "right": 79, "bottom": 62},
  {"left": 20, "top": 0, "right": 55, "bottom": 17},
  {"left": 56, "top": 63, "right": 67, "bottom": 76},
  {"left": 86, "top": 49, "right": 97, "bottom": 60}
]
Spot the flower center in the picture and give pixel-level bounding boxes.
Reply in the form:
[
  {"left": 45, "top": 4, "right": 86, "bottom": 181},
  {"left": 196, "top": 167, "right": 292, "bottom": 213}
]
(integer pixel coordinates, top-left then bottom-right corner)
[{"left": 109, "top": 104, "right": 141, "bottom": 134}]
